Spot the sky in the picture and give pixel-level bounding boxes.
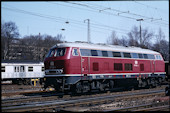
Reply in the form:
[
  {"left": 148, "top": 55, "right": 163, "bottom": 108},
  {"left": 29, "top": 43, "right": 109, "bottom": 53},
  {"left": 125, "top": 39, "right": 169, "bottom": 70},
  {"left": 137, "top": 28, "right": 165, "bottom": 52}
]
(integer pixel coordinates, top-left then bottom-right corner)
[{"left": 1, "top": 1, "right": 169, "bottom": 44}]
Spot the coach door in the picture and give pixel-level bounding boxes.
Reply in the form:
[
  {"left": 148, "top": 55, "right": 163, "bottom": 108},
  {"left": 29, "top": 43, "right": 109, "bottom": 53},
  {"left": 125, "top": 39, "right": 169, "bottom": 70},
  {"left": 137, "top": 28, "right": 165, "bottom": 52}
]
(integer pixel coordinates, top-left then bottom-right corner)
[{"left": 81, "top": 57, "right": 89, "bottom": 75}]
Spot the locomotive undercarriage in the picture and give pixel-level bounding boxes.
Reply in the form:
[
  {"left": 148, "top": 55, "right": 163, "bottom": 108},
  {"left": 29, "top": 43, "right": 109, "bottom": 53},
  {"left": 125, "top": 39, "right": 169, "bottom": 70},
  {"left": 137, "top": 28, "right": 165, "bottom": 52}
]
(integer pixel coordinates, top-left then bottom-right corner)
[
  {"left": 43, "top": 76, "right": 165, "bottom": 93},
  {"left": 138, "top": 77, "right": 164, "bottom": 88}
]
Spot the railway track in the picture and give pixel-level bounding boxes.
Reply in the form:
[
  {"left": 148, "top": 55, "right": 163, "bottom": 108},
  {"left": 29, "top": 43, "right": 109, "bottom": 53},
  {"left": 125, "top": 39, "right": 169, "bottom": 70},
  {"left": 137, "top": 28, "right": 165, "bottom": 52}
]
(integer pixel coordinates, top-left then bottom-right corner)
[
  {"left": 103, "top": 102, "right": 169, "bottom": 111},
  {"left": 2, "top": 88, "right": 168, "bottom": 112}
]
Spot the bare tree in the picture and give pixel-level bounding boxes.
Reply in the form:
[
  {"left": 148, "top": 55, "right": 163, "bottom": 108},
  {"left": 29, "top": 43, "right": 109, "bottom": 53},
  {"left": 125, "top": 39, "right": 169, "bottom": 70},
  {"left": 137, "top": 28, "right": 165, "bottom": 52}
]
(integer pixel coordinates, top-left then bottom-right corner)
[
  {"left": 1, "top": 21, "right": 19, "bottom": 59},
  {"left": 152, "top": 28, "right": 169, "bottom": 61},
  {"left": 127, "top": 26, "right": 154, "bottom": 48},
  {"left": 107, "top": 30, "right": 119, "bottom": 45}
]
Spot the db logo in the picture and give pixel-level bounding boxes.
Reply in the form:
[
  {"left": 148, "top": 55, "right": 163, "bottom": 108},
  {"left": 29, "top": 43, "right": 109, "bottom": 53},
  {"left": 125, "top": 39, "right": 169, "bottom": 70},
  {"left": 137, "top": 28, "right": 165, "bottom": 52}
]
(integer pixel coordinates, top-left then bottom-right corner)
[{"left": 134, "top": 61, "right": 138, "bottom": 67}]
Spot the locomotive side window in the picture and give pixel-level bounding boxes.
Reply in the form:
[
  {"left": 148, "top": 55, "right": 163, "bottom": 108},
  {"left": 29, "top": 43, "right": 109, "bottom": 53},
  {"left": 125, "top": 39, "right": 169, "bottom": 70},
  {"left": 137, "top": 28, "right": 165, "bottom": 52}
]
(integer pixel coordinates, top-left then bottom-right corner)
[
  {"left": 123, "top": 52, "right": 131, "bottom": 58},
  {"left": 97, "top": 50, "right": 103, "bottom": 57},
  {"left": 143, "top": 54, "right": 148, "bottom": 59},
  {"left": 93, "top": 62, "right": 99, "bottom": 71},
  {"left": 138, "top": 53, "right": 144, "bottom": 59},
  {"left": 114, "top": 63, "right": 123, "bottom": 71},
  {"left": 91, "top": 50, "right": 98, "bottom": 56},
  {"left": 113, "top": 52, "right": 121, "bottom": 57},
  {"left": 148, "top": 54, "right": 155, "bottom": 59},
  {"left": 1, "top": 66, "right": 5, "bottom": 72},
  {"left": 108, "top": 51, "right": 113, "bottom": 57},
  {"left": 131, "top": 53, "right": 139, "bottom": 58},
  {"left": 125, "top": 63, "right": 133, "bottom": 71},
  {"left": 80, "top": 49, "right": 91, "bottom": 56},
  {"left": 140, "top": 64, "right": 144, "bottom": 71},
  {"left": 102, "top": 51, "right": 108, "bottom": 57},
  {"left": 72, "top": 48, "right": 79, "bottom": 56}
]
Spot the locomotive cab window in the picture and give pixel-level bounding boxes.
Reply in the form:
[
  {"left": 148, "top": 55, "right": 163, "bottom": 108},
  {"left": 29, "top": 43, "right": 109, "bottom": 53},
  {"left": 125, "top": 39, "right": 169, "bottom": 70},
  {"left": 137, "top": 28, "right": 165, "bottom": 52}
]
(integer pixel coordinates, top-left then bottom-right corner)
[
  {"left": 47, "top": 48, "right": 66, "bottom": 57},
  {"left": 54, "top": 48, "right": 66, "bottom": 57},
  {"left": 72, "top": 48, "right": 79, "bottom": 56}
]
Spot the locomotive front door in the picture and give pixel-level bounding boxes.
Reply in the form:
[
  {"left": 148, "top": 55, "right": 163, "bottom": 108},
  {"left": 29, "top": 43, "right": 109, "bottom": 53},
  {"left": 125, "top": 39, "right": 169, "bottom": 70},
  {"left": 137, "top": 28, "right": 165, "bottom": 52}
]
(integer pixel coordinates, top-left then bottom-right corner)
[{"left": 81, "top": 57, "right": 89, "bottom": 75}]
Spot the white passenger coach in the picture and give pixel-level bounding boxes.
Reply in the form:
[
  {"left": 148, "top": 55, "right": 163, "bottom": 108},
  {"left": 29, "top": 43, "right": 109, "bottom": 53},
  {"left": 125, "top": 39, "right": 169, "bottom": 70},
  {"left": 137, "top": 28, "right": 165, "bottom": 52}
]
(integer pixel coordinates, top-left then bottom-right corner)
[{"left": 1, "top": 60, "right": 44, "bottom": 85}]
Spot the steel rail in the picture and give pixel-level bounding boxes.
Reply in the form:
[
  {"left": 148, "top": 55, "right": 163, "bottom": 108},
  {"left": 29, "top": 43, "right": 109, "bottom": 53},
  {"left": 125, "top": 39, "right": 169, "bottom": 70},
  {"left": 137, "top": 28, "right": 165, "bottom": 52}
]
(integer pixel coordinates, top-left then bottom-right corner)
[{"left": 2, "top": 89, "right": 165, "bottom": 112}]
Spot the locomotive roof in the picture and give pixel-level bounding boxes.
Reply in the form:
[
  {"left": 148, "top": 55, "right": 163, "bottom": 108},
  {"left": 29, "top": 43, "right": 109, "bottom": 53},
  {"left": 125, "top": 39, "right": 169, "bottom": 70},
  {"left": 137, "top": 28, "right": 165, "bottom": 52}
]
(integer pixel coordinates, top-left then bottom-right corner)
[{"left": 53, "top": 42, "right": 160, "bottom": 54}]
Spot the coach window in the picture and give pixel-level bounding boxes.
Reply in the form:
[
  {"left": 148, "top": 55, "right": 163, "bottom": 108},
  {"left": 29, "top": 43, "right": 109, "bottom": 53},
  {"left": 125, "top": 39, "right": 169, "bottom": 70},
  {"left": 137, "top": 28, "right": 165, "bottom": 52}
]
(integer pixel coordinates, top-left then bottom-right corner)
[
  {"left": 114, "top": 63, "right": 122, "bottom": 71},
  {"left": 72, "top": 48, "right": 79, "bottom": 56},
  {"left": 102, "top": 51, "right": 108, "bottom": 57},
  {"left": 28, "top": 66, "right": 33, "bottom": 72},
  {"left": 42, "top": 66, "right": 45, "bottom": 71},
  {"left": 113, "top": 52, "right": 121, "bottom": 57},
  {"left": 131, "top": 53, "right": 139, "bottom": 59},
  {"left": 125, "top": 63, "right": 133, "bottom": 71},
  {"left": 138, "top": 53, "right": 144, "bottom": 59},
  {"left": 93, "top": 62, "right": 99, "bottom": 71},
  {"left": 123, "top": 52, "right": 131, "bottom": 58},
  {"left": 14, "top": 66, "right": 20, "bottom": 72},
  {"left": 91, "top": 50, "right": 98, "bottom": 56},
  {"left": 1, "top": 66, "right": 5, "bottom": 72},
  {"left": 20, "top": 66, "right": 25, "bottom": 72},
  {"left": 143, "top": 54, "right": 148, "bottom": 59}
]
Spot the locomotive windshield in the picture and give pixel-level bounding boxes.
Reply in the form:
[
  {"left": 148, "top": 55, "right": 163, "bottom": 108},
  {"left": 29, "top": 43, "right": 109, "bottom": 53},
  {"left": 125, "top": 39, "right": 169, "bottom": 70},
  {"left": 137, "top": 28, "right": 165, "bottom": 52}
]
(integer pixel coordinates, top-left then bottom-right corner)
[{"left": 46, "top": 48, "right": 66, "bottom": 57}]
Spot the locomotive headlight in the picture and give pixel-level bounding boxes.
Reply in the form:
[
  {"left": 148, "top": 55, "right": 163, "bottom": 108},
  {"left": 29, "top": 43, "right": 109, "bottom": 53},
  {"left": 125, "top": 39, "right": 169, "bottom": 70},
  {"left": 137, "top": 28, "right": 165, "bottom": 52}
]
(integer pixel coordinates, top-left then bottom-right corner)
[{"left": 50, "top": 61, "right": 54, "bottom": 66}]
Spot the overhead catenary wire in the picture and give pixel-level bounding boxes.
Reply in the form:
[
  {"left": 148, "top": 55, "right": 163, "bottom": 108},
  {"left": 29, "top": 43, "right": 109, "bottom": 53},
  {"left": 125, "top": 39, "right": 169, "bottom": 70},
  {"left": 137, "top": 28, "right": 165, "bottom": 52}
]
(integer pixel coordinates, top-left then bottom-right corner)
[
  {"left": 64, "top": 1, "right": 169, "bottom": 27},
  {"left": 2, "top": 2, "right": 168, "bottom": 40},
  {"left": 2, "top": 6, "right": 130, "bottom": 35}
]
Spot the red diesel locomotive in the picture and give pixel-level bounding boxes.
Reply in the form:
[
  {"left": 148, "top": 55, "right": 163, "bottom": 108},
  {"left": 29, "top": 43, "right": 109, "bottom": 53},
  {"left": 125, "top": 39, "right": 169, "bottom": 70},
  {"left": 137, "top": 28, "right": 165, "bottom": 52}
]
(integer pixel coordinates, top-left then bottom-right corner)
[{"left": 44, "top": 42, "right": 166, "bottom": 93}]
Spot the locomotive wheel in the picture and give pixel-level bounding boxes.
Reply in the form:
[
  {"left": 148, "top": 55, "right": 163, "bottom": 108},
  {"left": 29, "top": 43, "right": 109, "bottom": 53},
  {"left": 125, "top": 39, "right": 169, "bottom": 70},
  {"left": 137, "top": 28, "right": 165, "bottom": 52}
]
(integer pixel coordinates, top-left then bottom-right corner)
[
  {"left": 71, "top": 81, "right": 91, "bottom": 94},
  {"left": 74, "top": 82, "right": 82, "bottom": 93},
  {"left": 109, "top": 80, "right": 114, "bottom": 90},
  {"left": 82, "top": 81, "right": 90, "bottom": 93}
]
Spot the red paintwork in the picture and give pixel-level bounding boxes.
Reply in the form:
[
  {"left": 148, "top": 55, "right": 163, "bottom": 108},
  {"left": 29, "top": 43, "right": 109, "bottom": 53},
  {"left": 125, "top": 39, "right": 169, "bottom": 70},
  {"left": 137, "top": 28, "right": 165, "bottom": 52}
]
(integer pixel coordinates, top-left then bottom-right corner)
[{"left": 44, "top": 47, "right": 165, "bottom": 75}]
